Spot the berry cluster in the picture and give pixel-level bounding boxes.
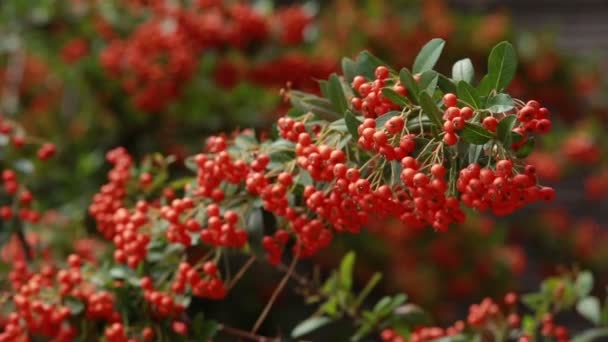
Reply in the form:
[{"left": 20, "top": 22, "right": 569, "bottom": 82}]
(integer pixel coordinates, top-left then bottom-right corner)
[
  {"left": 350, "top": 67, "right": 405, "bottom": 118},
  {"left": 457, "top": 161, "right": 554, "bottom": 216},
  {"left": 100, "top": 2, "right": 314, "bottom": 111},
  {"left": 357, "top": 117, "right": 413, "bottom": 160}
]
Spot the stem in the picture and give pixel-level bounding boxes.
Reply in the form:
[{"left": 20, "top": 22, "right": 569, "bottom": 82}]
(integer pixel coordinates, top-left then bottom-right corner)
[
  {"left": 219, "top": 324, "right": 280, "bottom": 342},
  {"left": 251, "top": 248, "right": 300, "bottom": 334},
  {"left": 227, "top": 255, "right": 257, "bottom": 291}
]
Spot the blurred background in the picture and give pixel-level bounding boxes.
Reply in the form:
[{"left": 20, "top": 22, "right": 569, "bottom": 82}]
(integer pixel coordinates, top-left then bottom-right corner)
[{"left": 1, "top": 0, "right": 607, "bottom": 339}]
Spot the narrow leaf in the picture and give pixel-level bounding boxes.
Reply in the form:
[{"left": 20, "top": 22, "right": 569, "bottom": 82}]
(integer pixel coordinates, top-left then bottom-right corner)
[
  {"left": 418, "top": 92, "right": 443, "bottom": 133},
  {"left": 413, "top": 38, "right": 446, "bottom": 74},
  {"left": 418, "top": 70, "right": 439, "bottom": 96},
  {"left": 496, "top": 115, "right": 517, "bottom": 146},
  {"left": 344, "top": 110, "right": 362, "bottom": 140},
  {"left": 291, "top": 316, "right": 332, "bottom": 338},
  {"left": 456, "top": 81, "right": 481, "bottom": 109},
  {"left": 399, "top": 68, "right": 419, "bottom": 104},
  {"left": 381, "top": 88, "right": 409, "bottom": 107},
  {"left": 487, "top": 93, "right": 515, "bottom": 113},
  {"left": 328, "top": 73, "right": 348, "bottom": 114},
  {"left": 341, "top": 57, "right": 358, "bottom": 83},
  {"left": 461, "top": 123, "right": 493, "bottom": 145}
]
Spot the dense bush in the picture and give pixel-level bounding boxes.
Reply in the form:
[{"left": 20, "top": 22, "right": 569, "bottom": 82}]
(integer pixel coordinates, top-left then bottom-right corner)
[{"left": 1, "top": 1, "right": 607, "bottom": 341}]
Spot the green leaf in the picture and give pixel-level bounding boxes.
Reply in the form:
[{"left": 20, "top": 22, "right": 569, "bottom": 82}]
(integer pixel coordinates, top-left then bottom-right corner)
[
  {"left": 496, "top": 115, "right": 518, "bottom": 146},
  {"left": 576, "top": 271, "right": 594, "bottom": 298},
  {"left": 290, "top": 90, "right": 341, "bottom": 120},
  {"left": 577, "top": 296, "right": 601, "bottom": 325},
  {"left": 375, "top": 111, "right": 401, "bottom": 129},
  {"left": 339, "top": 252, "right": 356, "bottom": 291},
  {"left": 353, "top": 272, "right": 383, "bottom": 310},
  {"left": 515, "top": 137, "right": 535, "bottom": 158},
  {"left": 390, "top": 161, "right": 402, "bottom": 186},
  {"left": 452, "top": 58, "right": 474, "bottom": 84},
  {"left": 413, "top": 38, "right": 446, "bottom": 74},
  {"left": 521, "top": 293, "right": 545, "bottom": 311},
  {"left": 344, "top": 110, "right": 362, "bottom": 140},
  {"left": 456, "top": 81, "right": 481, "bottom": 109},
  {"left": 460, "top": 123, "right": 493, "bottom": 145},
  {"left": 381, "top": 88, "right": 409, "bottom": 107},
  {"left": 418, "top": 70, "right": 439, "bottom": 96},
  {"left": 572, "top": 328, "right": 608, "bottom": 342},
  {"left": 392, "top": 304, "right": 431, "bottom": 326},
  {"left": 342, "top": 57, "right": 358, "bottom": 83},
  {"left": 246, "top": 208, "right": 265, "bottom": 255},
  {"left": 418, "top": 92, "right": 443, "bottom": 132},
  {"left": 487, "top": 93, "right": 515, "bottom": 113},
  {"left": 328, "top": 73, "right": 348, "bottom": 114},
  {"left": 437, "top": 74, "right": 457, "bottom": 94},
  {"left": 468, "top": 145, "right": 484, "bottom": 164},
  {"left": 399, "top": 68, "right": 419, "bottom": 104},
  {"left": 291, "top": 316, "right": 332, "bottom": 338},
  {"left": 356, "top": 50, "right": 390, "bottom": 80},
  {"left": 64, "top": 296, "right": 84, "bottom": 315},
  {"left": 480, "top": 41, "right": 517, "bottom": 94}
]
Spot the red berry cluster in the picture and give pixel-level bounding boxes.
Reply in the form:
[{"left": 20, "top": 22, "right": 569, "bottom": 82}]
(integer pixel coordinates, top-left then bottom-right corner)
[
  {"left": 457, "top": 161, "right": 555, "bottom": 216},
  {"left": 198, "top": 205, "right": 248, "bottom": 248},
  {"left": 60, "top": 38, "right": 89, "bottom": 64},
  {"left": 89, "top": 148, "right": 133, "bottom": 239},
  {"left": 539, "top": 313, "right": 569, "bottom": 342},
  {"left": 1, "top": 255, "right": 120, "bottom": 342},
  {"left": 400, "top": 159, "right": 465, "bottom": 231},
  {"left": 350, "top": 66, "right": 405, "bottom": 118},
  {"left": 357, "top": 117, "right": 414, "bottom": 160},
  {"left": 441, "top": 93, "right": 473, "bottom": 145},
  {"left": 100, "top": 2, "right": 314, "bottom": 111},
  {"left": 112, "top": 205, "right": 151, "bottom": 268},
  {"left": 171, "top": 261, "right": 226, "bottom": 299},
  {"left": 0, "top": 170, "right": 41, "bottom": 224}
]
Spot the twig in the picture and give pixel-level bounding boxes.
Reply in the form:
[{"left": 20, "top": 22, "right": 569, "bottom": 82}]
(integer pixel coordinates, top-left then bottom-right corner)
[
  {"left": 219, "top": 323, "right": 280, "bottom": 342},
  {"left": 227, "top": 255, "right": 256, "bottom": 291},
  {"left": 251, "top": 249, "right": 299, "bottom": 334}
]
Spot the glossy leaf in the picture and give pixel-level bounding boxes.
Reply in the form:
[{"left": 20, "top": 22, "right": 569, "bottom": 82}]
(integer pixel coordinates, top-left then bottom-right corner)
[
  {"left": 487, "top": 93, "right": 515, "bottom": 113},
  {"left": 577, "top": 296, "right": 601, "bottom": 325},
  {"left": 381, "top": 88, "right": 409, "bottom": 107},
  {"left": 460, "top": 123, "right": 493, "bottom": 145},
  {"left": 291, "top": 316, "right": 331, "bottom": 338},
  {"left": 399, "top": 68, "right": 419, "bottom": 104},
  {"left": 456, "top": 81, "right": 481, "bottom": 109},
  {"left": 344, "top": 110, "right": 362, "bottom": 140},
  {"left": 496, "top": 115, "right": 518, "bottom": 146},
  {"left": 413, "top": 38, "right": 445, "bottom": 74},
  {"left": 328, "top": 73, "right": 348, "bottom": 114}
]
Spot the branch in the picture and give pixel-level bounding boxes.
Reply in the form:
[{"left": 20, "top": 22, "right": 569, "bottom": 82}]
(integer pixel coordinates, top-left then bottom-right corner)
[
  {"left": 218, "top": 323, "right": 280, "bottom": 342},
  {"left": 251, "top": 249, "right": 300, "bottom": 334}
]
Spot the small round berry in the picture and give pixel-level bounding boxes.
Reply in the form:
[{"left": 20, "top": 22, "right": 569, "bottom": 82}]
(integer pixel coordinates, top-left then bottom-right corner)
[{"left": 443, "top": 93, "right": 458, "bottom": 107}]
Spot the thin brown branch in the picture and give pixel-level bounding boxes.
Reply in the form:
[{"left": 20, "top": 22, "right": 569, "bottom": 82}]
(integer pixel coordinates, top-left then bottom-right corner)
[
  {"left": 251, "top": 249, "right": 300, "bottom": 334},
  {"left": 227, "top": 255, "right": 256, "bottom": 291},
  {"left": 219, "top": 323, "right": 280, "bottom": 342}
]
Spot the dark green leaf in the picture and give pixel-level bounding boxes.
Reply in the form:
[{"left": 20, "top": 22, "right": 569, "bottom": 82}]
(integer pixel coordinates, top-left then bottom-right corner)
[
  {"left": 461, "top": 123, "right": 493, "bottom": 145},
  {"left": 342, "top": 57, "right": 358, "bottom": 83},
  {"left": 487, "top": 93, "right": 515, "bottom": 113},
  {"left": 344, "top": 110, "right": 362, "bottom": 140},
  {"left": 381, "top": 88, "right": 409, "bottom": 107},
  {"left": 515, "top": 137, "right": 535, "bottom": 158},
  {"left": 418, "top": 70, "right": 439, "bottom": 96},
  {"left": 452, "top": 58, "right": 474, "bottom": 83},
  {"left": 418, "top": 92, "right": 443, "bottom": 133},
  {"left": 577, "top": 296, "right": 601, "bottom": 325},
  {"left": 356, "top": 51, "right": 391, "bottom": 79},
  {"left": 390, "top": 161, "right": 402, "bottom": 186},
  {"left": 413, "top": 38, "right": 446, "bottom": 74},
  {"left": 328, "top": 74, "right": 348, "bottom": 114},
  {"left": 195, "top": 320, "right": 218, "bottom": 340},
  {"left": 480, "top": 41, "right": 517, "bottom": 94},
  {"left": 456, "top": 81, "right": 481, "bottom": 109},
  {"left": 392, "top": 304, "right": 431, "bottom": 326},
  {"left": 291, "top": 316, "right": 332, "bottom": 338},
  {"left": 496, "top": 115, "right": 518, "bottom": 146},
  {"left": 319, "top": 80, "right": 330, "bottom": 99},
  {"left": 576, "top": 271, "right": 594, "bottom": 298},
  {"left": 399, "top": 68, "right": 419, "bottom": 104},
  {"left": 375, "top": 111, "right": 401, "bottom": 129},
  {"left": 290, "top": 90, "right": 340, "bottom": 120},
  {"left": 437, "top": 74, "right": 457, "bottom": 94}
]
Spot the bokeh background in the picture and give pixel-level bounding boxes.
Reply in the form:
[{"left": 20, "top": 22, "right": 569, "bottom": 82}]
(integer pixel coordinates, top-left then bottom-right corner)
[{"left": 1, "top": 0, "right": 607, "bottom": 339}]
